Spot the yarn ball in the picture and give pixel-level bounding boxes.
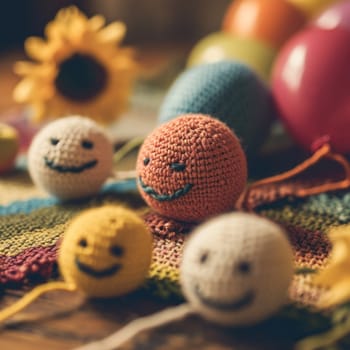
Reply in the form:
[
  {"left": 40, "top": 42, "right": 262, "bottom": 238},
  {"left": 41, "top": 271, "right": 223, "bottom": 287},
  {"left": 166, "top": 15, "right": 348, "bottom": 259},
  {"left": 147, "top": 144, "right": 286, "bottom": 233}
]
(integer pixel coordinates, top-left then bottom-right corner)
[
  {"left": 272, "top": 26, "right": 350, "bottom": 153},
  {"left": 180, "top": 212, "right": 294, "bottom": 326},
  {"left": 187, "top": 32, "right": 277, "bottom": 82},
  {"left": 222, "top": 0, "right": 306, "bottom": 49},
  {"left": 59, "top": 205, "right": 153, "bottom": 298},
  {"left": 314, "top": 0, "right": 350, "bottom": 32},
  {"left": 158, "top": 61, "right": 276, "bottom": 156},
  {"left": 28, "top": 116, "right": 114, "bottom": 199},
  {"left": 137, "top": 114, "right": 247, "bottom": 223}
]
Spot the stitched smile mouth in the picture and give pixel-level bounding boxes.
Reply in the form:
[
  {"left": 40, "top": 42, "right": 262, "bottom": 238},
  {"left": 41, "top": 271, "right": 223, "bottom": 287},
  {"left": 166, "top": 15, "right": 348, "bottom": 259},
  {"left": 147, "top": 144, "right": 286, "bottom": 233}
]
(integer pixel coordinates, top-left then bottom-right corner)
[
  {"left": 75, "top": 258, "right": 122, "bottom": 278},
  {"left": 44, "top": 157, "right": 98, "bottom": 173},
  {"left": 138, "top": 177, "right": 193, "bottom": 202},
  {"left": 194, "top": 285, "right": 255, "bottom": 312}
]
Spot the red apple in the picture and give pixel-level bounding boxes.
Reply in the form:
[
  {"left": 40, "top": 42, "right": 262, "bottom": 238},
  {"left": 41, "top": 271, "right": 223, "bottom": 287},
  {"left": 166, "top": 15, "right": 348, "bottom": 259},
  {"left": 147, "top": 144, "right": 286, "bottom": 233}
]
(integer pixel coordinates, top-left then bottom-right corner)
[
  {"left": 272, "top": 26, "right": 350, "bottom": 154},
  {"left": 314, "top": 0, "right": 350, "bottom": 32}
]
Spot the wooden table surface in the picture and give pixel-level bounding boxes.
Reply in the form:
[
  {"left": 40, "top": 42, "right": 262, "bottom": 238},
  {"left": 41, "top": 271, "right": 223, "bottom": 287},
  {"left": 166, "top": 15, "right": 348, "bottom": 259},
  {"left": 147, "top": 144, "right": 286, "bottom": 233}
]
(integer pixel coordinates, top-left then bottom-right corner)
[
  {"left": 1, "top": 287, "right": 303, "bottom": 350},
  {"left": 0, "top": 48, "right": 302, "bottom": 350}
]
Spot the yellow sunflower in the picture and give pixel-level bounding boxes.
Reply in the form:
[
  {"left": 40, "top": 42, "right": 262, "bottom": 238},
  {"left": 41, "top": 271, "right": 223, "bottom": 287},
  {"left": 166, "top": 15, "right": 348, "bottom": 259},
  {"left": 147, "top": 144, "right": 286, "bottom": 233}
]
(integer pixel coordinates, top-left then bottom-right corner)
[{"left": 13, "top": 6, "right": 137, "bottom": 124}]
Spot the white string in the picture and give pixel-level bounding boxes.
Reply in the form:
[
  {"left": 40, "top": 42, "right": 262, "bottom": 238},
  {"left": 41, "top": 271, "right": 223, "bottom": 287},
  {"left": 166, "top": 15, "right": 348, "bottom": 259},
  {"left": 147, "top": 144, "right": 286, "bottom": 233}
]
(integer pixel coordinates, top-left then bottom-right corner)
[{"left": 74, "top": 303, "right": 193, "bottom": 350}]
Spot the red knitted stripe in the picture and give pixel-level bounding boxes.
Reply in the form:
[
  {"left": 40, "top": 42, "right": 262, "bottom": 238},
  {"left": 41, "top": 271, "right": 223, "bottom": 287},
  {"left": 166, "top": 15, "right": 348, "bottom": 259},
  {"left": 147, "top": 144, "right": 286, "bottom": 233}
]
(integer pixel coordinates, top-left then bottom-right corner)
[{"left": 0, "top": 245, "right": 58, "bottom": 285}]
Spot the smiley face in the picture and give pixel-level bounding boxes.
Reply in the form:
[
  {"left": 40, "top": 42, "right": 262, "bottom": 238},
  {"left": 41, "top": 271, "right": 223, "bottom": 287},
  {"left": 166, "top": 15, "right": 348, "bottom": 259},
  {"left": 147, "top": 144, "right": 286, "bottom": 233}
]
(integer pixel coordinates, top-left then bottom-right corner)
[
  {"left": 58, "top": 205, "right": 153, "bottom": 298},
  {"left": 136, "top": 114, "right": 247, "bottom": 222},
  {"left": 28, "top": 116, "right": 113, "bottom": 199},
  {"left": 180, "top": 212, "right": 294, "bottom": 326}
]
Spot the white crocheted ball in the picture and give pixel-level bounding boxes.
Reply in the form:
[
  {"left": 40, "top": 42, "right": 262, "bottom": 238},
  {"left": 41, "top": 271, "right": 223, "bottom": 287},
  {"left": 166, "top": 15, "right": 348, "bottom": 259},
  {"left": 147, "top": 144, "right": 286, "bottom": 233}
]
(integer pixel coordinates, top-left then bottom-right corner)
[
  {"left": 180, "top": 212, "right": 294, "bottom": 326},
  {"left": 28, "top": 116, "right": 113, "bottom": 200}
]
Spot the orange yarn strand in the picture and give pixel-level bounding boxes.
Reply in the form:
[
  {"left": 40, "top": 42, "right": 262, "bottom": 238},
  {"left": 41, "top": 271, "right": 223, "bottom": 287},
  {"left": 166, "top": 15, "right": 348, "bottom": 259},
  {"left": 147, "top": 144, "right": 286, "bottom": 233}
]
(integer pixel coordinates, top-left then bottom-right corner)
[{"left": 238, "top": 144, "right": 350, "bottom": 210}]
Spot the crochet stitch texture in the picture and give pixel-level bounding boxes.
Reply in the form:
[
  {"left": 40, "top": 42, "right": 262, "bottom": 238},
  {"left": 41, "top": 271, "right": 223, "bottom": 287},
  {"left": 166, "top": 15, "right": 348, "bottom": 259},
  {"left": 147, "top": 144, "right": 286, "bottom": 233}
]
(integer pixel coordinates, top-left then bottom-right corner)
[
  {"left": 181, "top": 212, "right": 294, "bottom": 326},
  {"left": 137, "top": 114, "right": 247, "bottom": 223},
  {"left": 0, "top": 174, "right": 345, "bottom": 309},
  {"left": 28, "top": 116, "right": 113, "bottom": 200},
  {"left": 158, "top": 61, "right": 275, "bottom": 155},
  {"left": 59, "top": 205, "right": 152, "bottom": 298}
]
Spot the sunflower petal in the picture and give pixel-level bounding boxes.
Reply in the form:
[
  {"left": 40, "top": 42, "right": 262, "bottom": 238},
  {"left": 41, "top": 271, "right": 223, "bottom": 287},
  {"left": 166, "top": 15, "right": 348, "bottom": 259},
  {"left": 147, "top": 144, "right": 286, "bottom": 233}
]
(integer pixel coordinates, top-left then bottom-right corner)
[
  {"left": 13, "top": 77, "right": 55, "bottom": 102},
  {"left": 110, "top": 48, "right": 137, "bottom": 65},
  {"left": 59, "top": 7, "right": 88, "bottom": 38},
  {"left": 13, "top": 61, "right": 36, "bottom": 75},
  {"left": 15, "top": 6, "right": 136, "bottom": 125},
  {"left": 14, "top": 62, "right": 56, "bottom": 79},
  {"left": 46, "top": 7, "right": 87, "bottom": 41},
  {"left": 44, "top": 20, "right": 65, "bottom": 40},
  {"left": 98, "top": 22, "right": 126, "bottom": 43},
  {"left": 88, "top": 15, "right": 106, "bottom": 31},
  {"left": 56, "top": 6, "right": 84, "bottom": 24},
  {"left": 25, "top": 37, "right": 53, "bottom": 61},
  {"left": 13, "top": 78, "right": 38, "bottom": 102}
]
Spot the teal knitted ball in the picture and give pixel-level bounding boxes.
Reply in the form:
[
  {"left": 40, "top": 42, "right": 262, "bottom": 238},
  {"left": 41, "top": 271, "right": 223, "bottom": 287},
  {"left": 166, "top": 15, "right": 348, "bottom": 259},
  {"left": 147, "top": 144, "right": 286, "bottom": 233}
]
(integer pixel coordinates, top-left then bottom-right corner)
[{"left": 158, "top": 61, "right": 276, "bottom": 156}]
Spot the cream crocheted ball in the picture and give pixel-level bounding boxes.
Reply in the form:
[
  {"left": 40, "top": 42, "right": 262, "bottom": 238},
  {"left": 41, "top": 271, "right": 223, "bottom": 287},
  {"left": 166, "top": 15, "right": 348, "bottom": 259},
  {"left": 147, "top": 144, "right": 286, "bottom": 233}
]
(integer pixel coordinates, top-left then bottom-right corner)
[
  {"left": 180, "top": 212, "right": 294, "bottom": 326},
  {"left": 28, "top": 116, "right": 113, "bottom": 200}
]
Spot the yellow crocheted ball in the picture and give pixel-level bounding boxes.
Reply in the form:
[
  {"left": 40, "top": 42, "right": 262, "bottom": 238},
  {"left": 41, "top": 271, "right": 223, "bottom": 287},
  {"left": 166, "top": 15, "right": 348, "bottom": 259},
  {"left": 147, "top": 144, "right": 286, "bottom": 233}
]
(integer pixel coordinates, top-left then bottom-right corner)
[
  {"left": 28, "top": 115, "right": 113, "bottom": 200},
  {"left": 181, "top": 212, "right": 294, "bottom": 326},
  {"left": 59, "top": 205, "right": 153, "bottom": 298}
]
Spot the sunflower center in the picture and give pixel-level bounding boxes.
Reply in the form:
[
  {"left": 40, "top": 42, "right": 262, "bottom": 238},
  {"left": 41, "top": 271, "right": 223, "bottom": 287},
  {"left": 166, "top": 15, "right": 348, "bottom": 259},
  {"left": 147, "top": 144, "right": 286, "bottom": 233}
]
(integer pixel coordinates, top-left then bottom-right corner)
[{"left": 55, "top": 53, "right": 108, "bottom": 101}]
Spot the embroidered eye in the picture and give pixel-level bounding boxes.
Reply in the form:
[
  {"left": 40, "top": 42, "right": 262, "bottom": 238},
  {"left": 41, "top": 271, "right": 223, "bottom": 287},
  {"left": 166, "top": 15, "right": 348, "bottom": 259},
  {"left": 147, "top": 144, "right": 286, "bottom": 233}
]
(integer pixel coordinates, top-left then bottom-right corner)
[
  {"left": 81, "top": 140, "right": 94, "bottom": 149},
  {"left": 143, "top": 158, "right": 150, "bottom": 166},
  {"left": 170, "top": 162, "right": 186, "bottom": 172},
  {"left": 110, "top": 245, "right": 124, "bottom": 257},
  {"left": 78, "top": 238, "right": 88, "bottom": 248},
  {"left": 236, "top": 261, "right": 252, "bottom": 275},
  {"left": 50, "top": 138, "right": 59, "bottom": 146},
  {"left": 199, "top": 251, "right": 209, "bottom": 264}
]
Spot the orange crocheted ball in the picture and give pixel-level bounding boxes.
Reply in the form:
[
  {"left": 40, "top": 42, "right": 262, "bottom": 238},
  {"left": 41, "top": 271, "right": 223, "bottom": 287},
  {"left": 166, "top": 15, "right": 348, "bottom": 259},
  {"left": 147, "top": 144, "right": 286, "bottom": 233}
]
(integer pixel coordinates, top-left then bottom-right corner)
[{"left": 137, "top": 114, "right": 247, "bottom": 222}]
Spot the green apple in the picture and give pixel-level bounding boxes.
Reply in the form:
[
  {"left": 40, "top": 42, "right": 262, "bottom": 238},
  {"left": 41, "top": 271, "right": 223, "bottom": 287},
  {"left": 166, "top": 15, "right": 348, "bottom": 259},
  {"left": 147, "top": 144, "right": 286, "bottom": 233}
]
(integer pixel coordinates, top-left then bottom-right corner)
[
  {"left": 0, "top": 123, "right": 19, "bottom": 173},
  {"left": 187, "top": 32, "right": 277, "bottom": 82}
]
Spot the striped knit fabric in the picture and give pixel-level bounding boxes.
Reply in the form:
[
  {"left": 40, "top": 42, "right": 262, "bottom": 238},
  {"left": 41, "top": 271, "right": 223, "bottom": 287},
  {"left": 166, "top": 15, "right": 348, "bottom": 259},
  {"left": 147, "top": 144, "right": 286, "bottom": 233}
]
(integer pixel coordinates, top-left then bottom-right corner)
[
  {"left": 0, "top": 167, "right": 347, "bottom": 312},
  {"left": 0, "top": 179, "right": 144, "bottom": 286},
  {"left": 143, "top": 159, "right": 350, "bottom": 307}
]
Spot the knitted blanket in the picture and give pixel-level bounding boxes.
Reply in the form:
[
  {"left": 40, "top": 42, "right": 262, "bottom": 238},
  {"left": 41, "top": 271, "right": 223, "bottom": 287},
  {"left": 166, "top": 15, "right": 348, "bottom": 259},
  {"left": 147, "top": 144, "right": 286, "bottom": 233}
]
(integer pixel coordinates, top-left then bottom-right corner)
[
  {"left": 0, "top": 163, "right": 348, "bottom": 346},
  {"left": 0, "top": 168, "right": 340, "bottom": 301},
  {"left": 0, "top": 179, "right": 144, "bottom": 286}
]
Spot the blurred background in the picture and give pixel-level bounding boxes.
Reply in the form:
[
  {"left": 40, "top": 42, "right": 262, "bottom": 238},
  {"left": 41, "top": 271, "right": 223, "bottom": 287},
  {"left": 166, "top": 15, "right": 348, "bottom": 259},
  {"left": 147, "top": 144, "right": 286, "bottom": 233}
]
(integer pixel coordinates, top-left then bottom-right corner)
[
  {"left": 0, "top": 0, "right": 233, "bottom": 116},
  {"left": 0, "top": 0, "right": 244, "bottom": 147},
  {"left": 0, "top": 0, "right": 232, "bottom": 50},
  {"left": 1, "top": 0, "right": 347, "bottom": 164}
]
